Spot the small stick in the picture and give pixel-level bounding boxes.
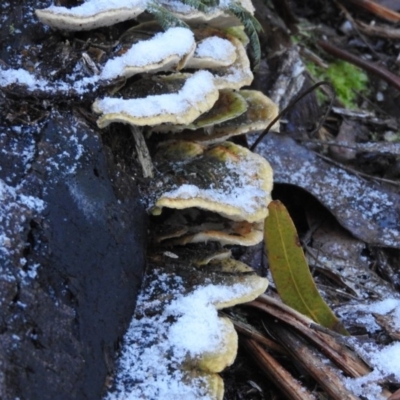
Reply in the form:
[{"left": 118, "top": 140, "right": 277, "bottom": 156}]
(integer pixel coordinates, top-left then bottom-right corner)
[
  {"left": 242, "top": 338, "right": 317, "bottom": 400},
  {"left": 247, "top": 297, "right": 371, "bottom": 377},
  {"left": 229, "top": 317, "right": 287, "bottom": 354},
  {"left": 130, "top": 126, "right": 154, "bottom": 178},
  {"left": 356, "top": 19, "right": 400, "bottom": 40},
  {"left": 269, "top": 325, "right": 360, "bottom": 400},
  {"left": 341, "top": 0, "right": 400, "bottom": 22}
]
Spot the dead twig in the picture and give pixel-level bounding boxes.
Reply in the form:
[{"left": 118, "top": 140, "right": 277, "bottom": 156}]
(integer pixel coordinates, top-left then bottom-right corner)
[
  {"left": 334, "top": 0, "right": 384, "bottom": 62},
  {"left": 317, "top": 40, "right": 400, "bottom": 92},
  {"left": 269, "top": 325, "right": 360, "bottom": 400},
  {"left": 130, "top": 126, "right": 154, "bottom": 178},
  {"left": 228, "top": 315, "right": 287, "bottom": 354},
  {"left": 242, "top": 338, "right": 317, "bottom": 400},
  {"left": 247, "top": 295, "right": 371, "bottom": 378},
  {"left": 251, "top": 81, "right": 334, "bottom": 151},
  {"left": 300, "top": 138, "right": 400, "bottom": 156},
  {"left": 340, "top": 0, "right": 400, "bottom": 22},
  {"left": 356, "top": 19, "right": 400, "bottom": 40}
]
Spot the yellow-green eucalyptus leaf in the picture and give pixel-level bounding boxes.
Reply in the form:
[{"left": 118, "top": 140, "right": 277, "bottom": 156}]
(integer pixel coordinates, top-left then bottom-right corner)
[{"left": 265, "top": 200, "right": 348, "bottom": 335}]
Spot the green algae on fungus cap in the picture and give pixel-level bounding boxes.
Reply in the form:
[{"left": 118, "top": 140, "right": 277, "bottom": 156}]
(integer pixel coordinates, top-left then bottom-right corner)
[
  {"left": 152, "top": 141, "right": 273, "bottom": 223},
  {"left": 92, "top": 70, "right": 219, "bottom": 127},
  {"left": 152, "top": 89, "right": 248, "bottom": 133},
  {"left": 168, "top": 90, "right": 279, "bottom": 144},
  {"left": 206, "top": 90, "right": 279, "bottom": 140}
]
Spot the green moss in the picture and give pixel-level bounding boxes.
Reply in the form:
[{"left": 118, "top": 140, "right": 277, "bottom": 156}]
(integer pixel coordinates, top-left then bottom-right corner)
[{"left": 306, "top": 60, "right": 369, "bottom": 109}]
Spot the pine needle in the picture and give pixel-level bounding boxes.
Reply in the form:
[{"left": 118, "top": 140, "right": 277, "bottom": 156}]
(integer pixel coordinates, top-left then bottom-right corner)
[{"left": 147, "top": 2, "right": 189, "bottom": 30}]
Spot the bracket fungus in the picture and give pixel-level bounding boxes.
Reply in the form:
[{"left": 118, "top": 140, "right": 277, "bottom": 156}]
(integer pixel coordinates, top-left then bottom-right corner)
[
  {"left": 154, "top": 90, "right": 279, "bottom": 145},
  {"left": 93, "top": 70, "right": 220, "bottom": 127},
  {"left": 186, "top": 36, "right": 237, "bottom": 69},
  {"left": 100, "top": 27, "right": 196, "bottom": 80},
  {"left": 185, "top": 89, "right": 280, "bottom": 144},
  {"left": 35, "top": 0, "right": 147, "bottom": 31},
  {"left": 152, "top": 89, "right": 248, "bottom": 133},
  {"left": 33, "top": 0, "right": 278, "bottom": 398},
  {"left": 104, "top": 248, "right": 268, "bottom": 400},
  {"left": 152, "top": 141, "right": 273, "bottom": 225},
  {"left": 35, "top": 0, "right": 255, "bottom": 31},
  {"left": 160, "top": 0, "right": 256, "bottom": 28}
]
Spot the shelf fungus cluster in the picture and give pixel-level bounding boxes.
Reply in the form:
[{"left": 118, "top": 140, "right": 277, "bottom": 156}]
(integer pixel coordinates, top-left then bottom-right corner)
[{"left": 35, "top": 1, "right": 278, "bottom": 399}]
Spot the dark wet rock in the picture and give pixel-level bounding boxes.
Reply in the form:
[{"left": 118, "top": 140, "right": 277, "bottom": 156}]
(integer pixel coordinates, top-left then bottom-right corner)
[{"left": 0, "top": 110, "right": 147, "bottom": 400}]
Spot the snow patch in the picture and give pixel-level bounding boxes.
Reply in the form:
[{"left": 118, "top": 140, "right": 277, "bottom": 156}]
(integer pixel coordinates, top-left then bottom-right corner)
[
  {"left": 106, "top": 270, "right": 254, "bottom": 399},
  {"left": 195, "top": 36, "right": 236, "bottom": 61},
  {"left": 101, "top": 27, "right": 195, "bottom": 80}
]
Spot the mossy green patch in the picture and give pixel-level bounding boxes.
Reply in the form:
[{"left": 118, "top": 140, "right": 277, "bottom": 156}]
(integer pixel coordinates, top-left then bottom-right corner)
[{"left": 306, "top": 60, "right": 369, "bottom": 109}]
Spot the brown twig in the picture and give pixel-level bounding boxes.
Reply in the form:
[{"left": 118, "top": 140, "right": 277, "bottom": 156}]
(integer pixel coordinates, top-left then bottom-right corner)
[
  {"left": 317, "top": 40, "right": 400, "bottom": 92},
  {"left": 341, "top": 0, "right": 400, "bottom": 22},
  {"left": 247, "top": 296, "right": 371, "bottom": 377},
  {"left": 242, "top": 338, "right": 317, "bottom": 400},
  {"left": 229, "top": 316, "right": 287, "bottom": 354},
  {"left": 269, "top": 325, "right": 360, "bottom": 400},
  {"left": 356, "top": 19, "right": 400, "bottom": 40},
  {"left": 334, "top": 0, "right": 385, "bottom": 61}
]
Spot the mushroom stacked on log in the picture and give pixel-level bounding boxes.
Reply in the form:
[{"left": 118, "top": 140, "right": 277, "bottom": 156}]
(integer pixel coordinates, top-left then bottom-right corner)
[{"left": 35, "top": 1, "right": 279, "bottom": 398}]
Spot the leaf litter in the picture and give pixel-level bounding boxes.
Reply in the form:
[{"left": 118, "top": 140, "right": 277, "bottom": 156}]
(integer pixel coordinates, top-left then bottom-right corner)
[{"left": 253, "top": 132, "right": 400, "bottom": 249}]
